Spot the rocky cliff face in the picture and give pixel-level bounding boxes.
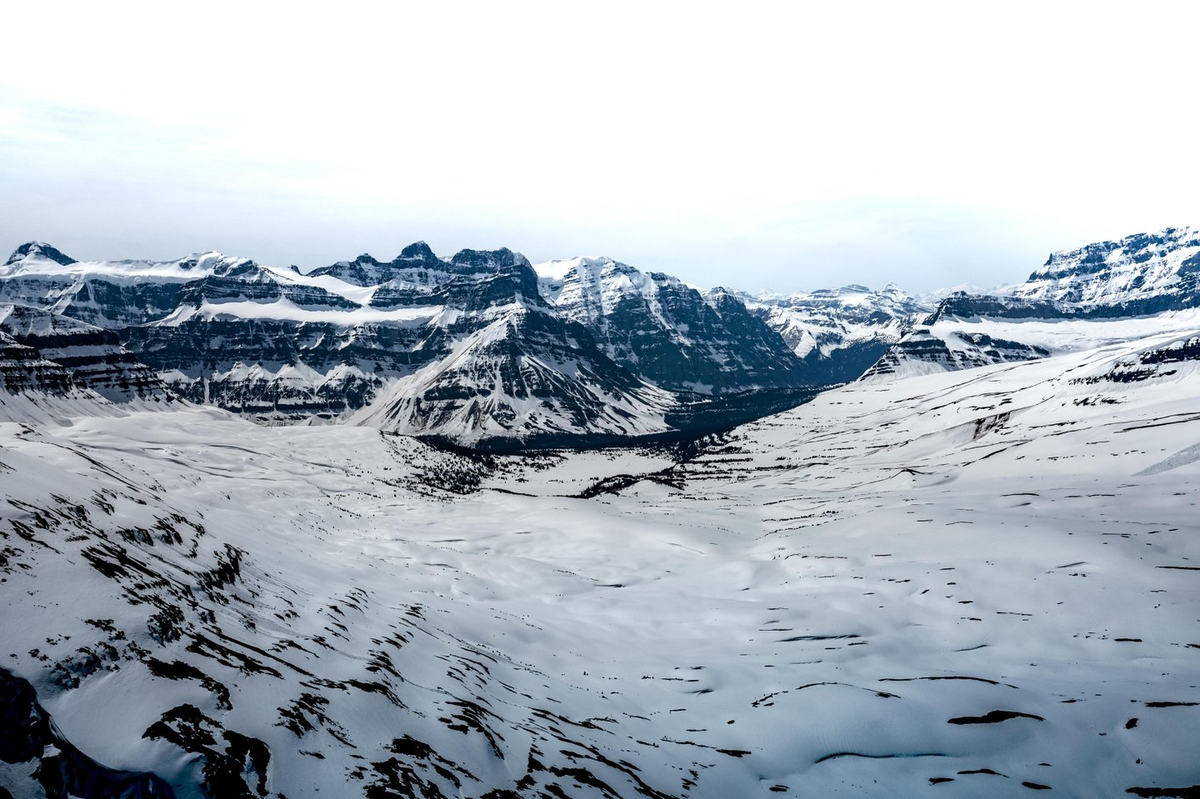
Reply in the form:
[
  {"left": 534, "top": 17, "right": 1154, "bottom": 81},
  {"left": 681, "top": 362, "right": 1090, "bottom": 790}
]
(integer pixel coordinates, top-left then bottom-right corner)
[
  {"left": 119, "top": 316, "right": 424, "bottom": 420},
  {"left": 310, "top": 241, "right": 442, "bottom": 288},
  {"left": 861, "top": 327, "right": 1051, "bottom": 380},
  {"left": 0, "top": 304, "right": 168, "bottom": 401},
  {"left": 539, "top": 257, "right": 808, "bottom": 395},
  {"left": 0, "top": 330, "right": 75, "bottom": 395},
  {"left": 10, "top": 228, "right": 1196, "bottom": 441}
]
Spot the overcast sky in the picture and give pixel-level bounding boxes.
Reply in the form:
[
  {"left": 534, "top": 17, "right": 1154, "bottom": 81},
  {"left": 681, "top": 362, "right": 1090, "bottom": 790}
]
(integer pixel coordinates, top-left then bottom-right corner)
[{"left": 2, "top": 2, "right": 1197, "bottom": 293}]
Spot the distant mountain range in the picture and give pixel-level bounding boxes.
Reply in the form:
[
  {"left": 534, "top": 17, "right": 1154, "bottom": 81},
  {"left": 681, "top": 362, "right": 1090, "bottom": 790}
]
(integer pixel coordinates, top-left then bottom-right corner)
[
  {"left": 864, "top": 227, "right": 1200, "bottom": 380},
  {"left": 3, "top": 226, "right": 1198, "bottom": 448},
  {"left": 0, "top": 241, "right": 926, "bottom": 448}
]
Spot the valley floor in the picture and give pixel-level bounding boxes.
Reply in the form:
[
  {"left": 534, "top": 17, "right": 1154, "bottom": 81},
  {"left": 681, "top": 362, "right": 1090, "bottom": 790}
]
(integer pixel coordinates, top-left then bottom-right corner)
[{"left": 2, "top": 332, "right": 1199, "bottom": 798}]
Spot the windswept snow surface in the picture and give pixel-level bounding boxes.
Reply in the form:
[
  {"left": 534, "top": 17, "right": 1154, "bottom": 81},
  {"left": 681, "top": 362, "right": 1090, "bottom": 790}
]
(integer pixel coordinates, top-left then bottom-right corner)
[
  {"left": 259, "top": 265, "right": 381, "bottom": 306},
  {"left": 0, "top": 249, "right": 254, "bottom": 281},
  {"left": 156, "top": 297, "right": 444, "bottom": 327},
  {"left": 2, "top": 331, "right": 1199, "bottom": 797}
]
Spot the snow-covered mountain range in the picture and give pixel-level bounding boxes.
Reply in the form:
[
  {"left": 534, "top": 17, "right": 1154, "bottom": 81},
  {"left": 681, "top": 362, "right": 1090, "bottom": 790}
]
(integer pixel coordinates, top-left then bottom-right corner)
[
  {"left": 864, "top": 227, "right": 1200, "bottom": 380},
  {"left": 734, "top": 283, "right": 929, "bottom": 385},
  {"left": 6, "top": 227, "right": 1200, "bottom": 448},
  {"left": 2, "top": 243, "right": 855, "bottom": 449},
  {"left": 2, "top": 226, "right": 1200, "bottom": 798}
]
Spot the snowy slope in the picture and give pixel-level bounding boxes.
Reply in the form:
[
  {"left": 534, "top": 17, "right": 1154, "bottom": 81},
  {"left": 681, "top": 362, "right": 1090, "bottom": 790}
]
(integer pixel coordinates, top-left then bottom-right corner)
[
  {"left": 2, "top": 320, "right": 1198, "bottom": 797},
  {"left": 351, "top": 302, "right": 678, "bottom": 447},
  {"left": 862, "top": 309, "right": 1200, "bottom": 382}
]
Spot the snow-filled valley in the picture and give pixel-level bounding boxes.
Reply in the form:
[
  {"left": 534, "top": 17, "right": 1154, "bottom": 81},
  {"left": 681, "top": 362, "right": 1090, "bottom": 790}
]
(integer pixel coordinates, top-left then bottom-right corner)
[{"left": 3, "top": 321, "right": 1199, "bottom": 798}]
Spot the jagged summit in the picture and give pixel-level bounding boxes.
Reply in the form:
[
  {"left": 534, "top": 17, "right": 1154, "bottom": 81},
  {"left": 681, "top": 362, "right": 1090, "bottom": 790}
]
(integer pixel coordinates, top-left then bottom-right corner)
[
  {"left": 336, "top": 245, "right": 438, "bottom": 268},
  {"left": 311, "top": 243, "right": 524, "bottom": 289},
  {"left": 5, "top": 241, "right": 76, "bottom": 267},
  {"left": 733, "top": 284, "right": 930, "bottom": 385},
  {"left": 540, "top": 256, "right": 808, "bottom": 396},
  {"left": 2, "top": 246, "right": 256, "bottom": 280},
  {"left": 352, "top": 303, "right": 675, "bottom": 448},
  {"left": 448, "top": 246, "right": 531, "bottom": 271},
  {"left": 397, "top": 240, "right": 438, "bottom": 263},
  {"left": 918, "top": 226, "right": 1200, "bottom": 321},
  {"left": 532, "top": 255, "right": 610, "bottom": 285}
]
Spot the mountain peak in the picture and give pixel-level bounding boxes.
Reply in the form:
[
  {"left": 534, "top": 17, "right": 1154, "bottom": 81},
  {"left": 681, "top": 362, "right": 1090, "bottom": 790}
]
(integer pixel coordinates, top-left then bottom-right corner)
[
  {"left": 6, "top": 241, "right": 77, "bottom": 267},
  {"left": 449, "top": 247, "right": 532, "bottom": 271},
  {"left": 396, "top": 241, "right": 439, "bottom": 264}
]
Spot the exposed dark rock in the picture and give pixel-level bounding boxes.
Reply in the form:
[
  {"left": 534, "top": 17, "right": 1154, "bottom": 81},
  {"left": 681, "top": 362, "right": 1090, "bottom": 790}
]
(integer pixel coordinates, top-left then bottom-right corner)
[
  {"left": 143, "top": 704, "right": 270, "bottom": 798},
  {"left": 5, "top": 242, "right": 76, "bottom": 267},
  {"left": 947, "top": 710, "right": 1045, "bottom": 725}
]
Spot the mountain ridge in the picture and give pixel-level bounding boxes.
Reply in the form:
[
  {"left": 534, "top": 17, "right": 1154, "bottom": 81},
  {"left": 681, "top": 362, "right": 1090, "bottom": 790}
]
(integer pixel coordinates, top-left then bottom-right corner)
[
  {"left": 1, "top": 240, "right": 890, "bottom": 448},
  {"left": 863, "top": 226, "right": 1200, "bottom": 381},
  {"left": 6, "top": 225, "right": 1197, "bottom": 447}
]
